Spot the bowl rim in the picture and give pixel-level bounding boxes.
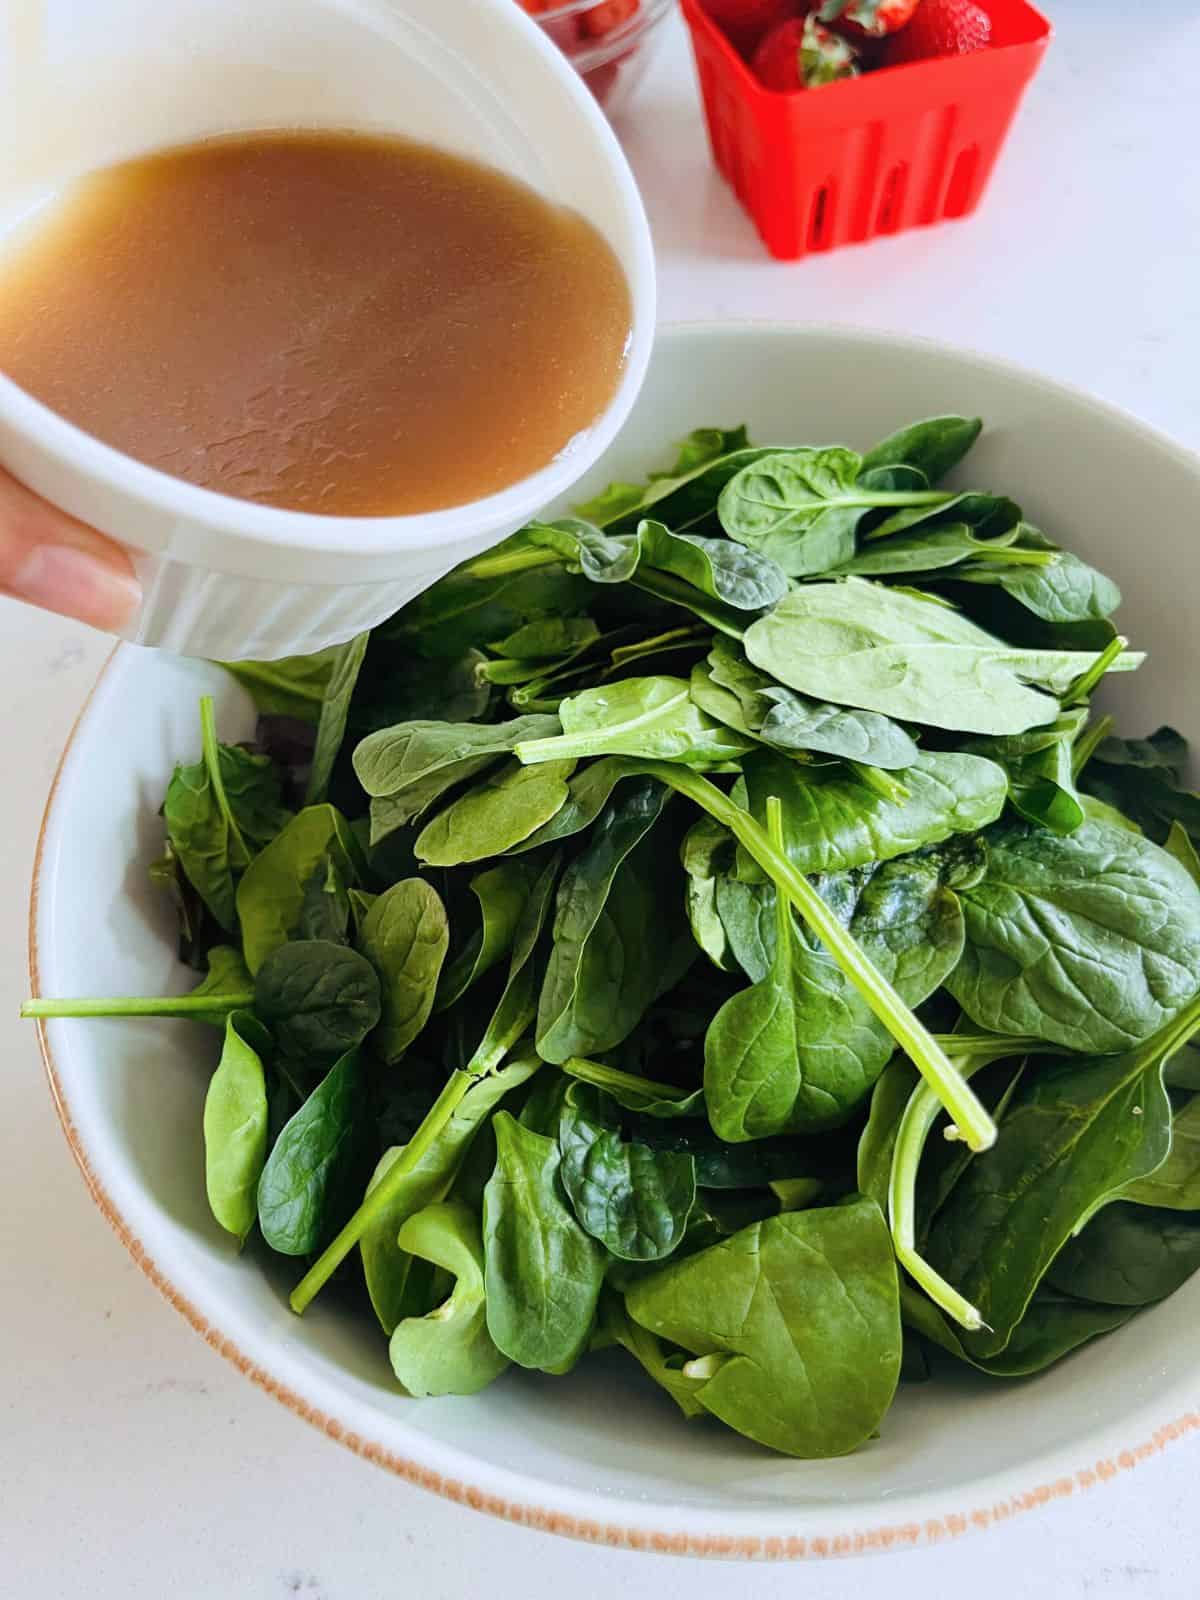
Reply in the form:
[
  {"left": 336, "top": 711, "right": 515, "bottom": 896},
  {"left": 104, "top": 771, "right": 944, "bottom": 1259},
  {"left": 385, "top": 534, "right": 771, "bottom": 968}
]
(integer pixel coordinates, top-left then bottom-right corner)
[{"left": 28, "top": 320, "right": 1200, "bottom": 1561}]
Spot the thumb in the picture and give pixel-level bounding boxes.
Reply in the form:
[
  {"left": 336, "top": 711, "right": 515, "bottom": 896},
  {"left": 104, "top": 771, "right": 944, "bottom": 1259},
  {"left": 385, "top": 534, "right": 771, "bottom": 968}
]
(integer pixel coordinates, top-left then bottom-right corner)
[{"left": 0, "top": 465, "right": 141, "bottom": 631}]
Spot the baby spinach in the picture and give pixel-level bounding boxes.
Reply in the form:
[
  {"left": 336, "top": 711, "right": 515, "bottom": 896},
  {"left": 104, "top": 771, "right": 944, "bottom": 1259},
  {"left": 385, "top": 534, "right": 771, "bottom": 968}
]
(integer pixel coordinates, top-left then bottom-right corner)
[
  {"left": 1123, "top": 1094, "right": 1200, "bottom": 1209},
  {"left": 1047, "top": 1202, "right": 1200, "bottom": 1307},
  {"left": 353, "top": 714, "right": 560, "bottom": 806},
  {"left": 388, "top": 1202, "right": 510, "bottom": 1397},
  {"left": 739, "top": 749, "right": 1006, "bottom": 876},
  {"left": 948, "top": 819, "right": 1200, "bottom": 1052},
  {"left": 744, "top": 580, "right": 1140, "bottom": 736},
  {"left": 39, "top": 407, "right": 1200, "bottom": 1456},
  {"left": 483, "top": 1112, "right": 608, "bottom": 1371},
  {"left": 435, "top": 859, "right": 537, "bottom": 1010},
  {"left": 922, "top": 1002, "right": 1200, "bottom": 1356},
  {"left": 414, "top": 759, "right": 575, "bottom": 866},
  {"left": 358, "top": 882, "right": 449, "bottom": 1063},
  {"left": 305, "top": 631, "right": 370, "bottom": 805},
  {"left": 203, "top": 1011, "right": 272, "bottom": 1245},
  {"left": 164, "top": 696, "right": 289, "bottom": 930},
  {"left": 257, "top": 1046, "right": 366, "bottom": 1256},
  {"left": 514, "top": 676, "right": 754, "bottom": 769},
  {"left": 626, "top": 1199, "right": 901, "bottom": 1458},
  {"left": 360, "top": 1055, "right": 540, "bottom": 1334},
  {"left": 536, "top": 780, "right": 686, "bottom": 1063},
  {"left": 859, "top": 415, "right": 982, "bottom": 483},
  {"left": 558, "top": 1083, "right": 696, "bottom": 1261},
  {"left": 719, "top": 448, "right": 955, "bottom": 576},
  {"left": 254, "top": 940, "right": 381, "bottom": 1067},
  {"left": 236, "top": 804, "right": 362, "bottom": 973}
]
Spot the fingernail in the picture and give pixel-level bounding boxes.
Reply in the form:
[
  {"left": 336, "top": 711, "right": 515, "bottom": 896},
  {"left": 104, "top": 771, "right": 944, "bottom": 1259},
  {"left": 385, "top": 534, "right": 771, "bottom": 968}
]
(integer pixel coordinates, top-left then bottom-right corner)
[{"left": 11, "top": 544, "right": 142, "bottom": 632}]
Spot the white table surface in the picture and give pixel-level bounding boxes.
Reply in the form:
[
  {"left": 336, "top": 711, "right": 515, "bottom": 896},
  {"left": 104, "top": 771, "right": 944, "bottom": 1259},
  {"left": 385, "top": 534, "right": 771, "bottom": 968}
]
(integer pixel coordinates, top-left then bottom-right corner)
[{"left": 3, "top": 3, "right": 1198, "bottom": 1594}]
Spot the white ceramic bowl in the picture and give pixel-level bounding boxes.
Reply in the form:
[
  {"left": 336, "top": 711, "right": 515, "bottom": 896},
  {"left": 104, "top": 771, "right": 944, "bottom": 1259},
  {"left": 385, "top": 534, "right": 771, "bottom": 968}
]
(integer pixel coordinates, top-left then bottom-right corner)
[
  {"left": 0, "top": 0, "right": 655, "bottom": 660},
  {"left": 29, "top": 324, "right": 1200, "bottom": 1560}
]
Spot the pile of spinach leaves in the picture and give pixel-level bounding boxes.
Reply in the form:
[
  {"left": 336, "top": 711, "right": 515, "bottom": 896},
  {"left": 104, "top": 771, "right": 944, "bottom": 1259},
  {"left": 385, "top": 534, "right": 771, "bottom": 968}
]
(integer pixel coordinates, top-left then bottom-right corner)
[{"left": 27, "top": 415, "right": 1200, "bottom": 1461}]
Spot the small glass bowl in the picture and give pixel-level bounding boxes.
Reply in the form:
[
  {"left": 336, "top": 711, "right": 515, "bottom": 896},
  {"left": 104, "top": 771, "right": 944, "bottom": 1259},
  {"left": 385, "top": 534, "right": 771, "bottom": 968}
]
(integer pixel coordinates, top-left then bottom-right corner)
[{"left": 520, "top": 0, "right": 675, "bottom": 117}]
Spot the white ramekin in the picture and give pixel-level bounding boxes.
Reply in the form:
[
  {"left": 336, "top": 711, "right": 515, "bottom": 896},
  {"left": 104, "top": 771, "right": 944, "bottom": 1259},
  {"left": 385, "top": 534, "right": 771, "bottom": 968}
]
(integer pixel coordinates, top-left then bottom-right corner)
[{"left": 0, "top": 0, "right": 655, "bottom": 659}]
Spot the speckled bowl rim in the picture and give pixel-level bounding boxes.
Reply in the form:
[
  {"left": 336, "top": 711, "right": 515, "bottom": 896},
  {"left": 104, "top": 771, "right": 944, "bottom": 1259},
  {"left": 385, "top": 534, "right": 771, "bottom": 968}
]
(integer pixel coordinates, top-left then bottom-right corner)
[{"left": 27, "top": 323, "right": 1200, "bottom": 1560}]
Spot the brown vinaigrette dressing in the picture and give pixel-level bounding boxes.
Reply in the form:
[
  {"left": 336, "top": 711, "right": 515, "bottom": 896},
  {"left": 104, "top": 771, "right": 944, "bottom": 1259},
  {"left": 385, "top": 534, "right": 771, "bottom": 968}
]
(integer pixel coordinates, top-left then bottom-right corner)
[{"left": 0, "top": 130, "right": 632, "bottom": 515}]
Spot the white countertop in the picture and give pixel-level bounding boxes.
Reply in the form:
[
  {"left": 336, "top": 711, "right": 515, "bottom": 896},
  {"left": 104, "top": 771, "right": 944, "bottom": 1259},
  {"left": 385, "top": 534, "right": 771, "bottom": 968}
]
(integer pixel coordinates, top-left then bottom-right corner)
[{"left": 3, "top": 3, "right": 1197, "bottom": 1594}]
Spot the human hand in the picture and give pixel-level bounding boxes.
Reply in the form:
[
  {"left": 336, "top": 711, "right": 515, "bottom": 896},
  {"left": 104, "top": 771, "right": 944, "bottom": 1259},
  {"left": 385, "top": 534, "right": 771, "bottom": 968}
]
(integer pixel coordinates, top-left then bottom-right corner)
[{"left": 0, "top": 464, "right": 141, "bottom": 630}]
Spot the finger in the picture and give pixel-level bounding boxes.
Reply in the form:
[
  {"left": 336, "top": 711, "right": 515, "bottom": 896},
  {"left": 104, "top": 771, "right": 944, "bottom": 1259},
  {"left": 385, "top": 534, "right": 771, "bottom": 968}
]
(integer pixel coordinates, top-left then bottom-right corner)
[{"left": 0, "top": 465, "right": 142, "bottom": 630}]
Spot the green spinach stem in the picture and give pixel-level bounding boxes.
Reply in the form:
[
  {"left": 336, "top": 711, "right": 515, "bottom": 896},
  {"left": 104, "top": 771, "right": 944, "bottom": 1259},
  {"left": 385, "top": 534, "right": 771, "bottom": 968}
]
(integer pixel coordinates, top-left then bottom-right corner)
[
  {"left": 644, "top": 763, "right": 998, "bottom": 1153},
  {"left": 888, "top": 1055, "right": 990, "bottom": 1332},
  {"left": 1071, "top": 713, "right": 1115, "bottom": 780},
  {"left": 199, "top": 695, "right": 250, "bottom": 865},
  {"left": 22, "top": 991, "right": 252, "bottom": 1019},
  {"left": 564, "top": 1056, "right": 689, "bottom": 1102},
  {"left": 1066, "top": 636, "right": 1126, "bottom": 705}
]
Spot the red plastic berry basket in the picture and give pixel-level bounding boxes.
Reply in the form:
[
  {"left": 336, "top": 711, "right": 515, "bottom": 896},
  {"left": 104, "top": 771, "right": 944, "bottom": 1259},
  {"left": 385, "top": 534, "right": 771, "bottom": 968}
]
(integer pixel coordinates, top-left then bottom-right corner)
[{"left": 681, "top": 0, "right": 1052, "bottom": 259}]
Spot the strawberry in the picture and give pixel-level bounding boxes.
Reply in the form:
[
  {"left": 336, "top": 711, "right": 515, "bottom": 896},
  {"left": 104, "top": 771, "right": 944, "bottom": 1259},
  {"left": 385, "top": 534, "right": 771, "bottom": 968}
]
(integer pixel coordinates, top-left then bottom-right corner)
[
  {"left": 883, "top": 0, "right": 991, "bottom": 62},
  {"left": 814, "top": 0, "right": 920, "bottom": 42},
  {"left": 701, "top": 0, "right": 797, "bottom": 56},
  {"left": 579, "top": 0, "right": 639, "bottom": 39},
  {"left": 753, "top": 14, "right": 860, "bottom": 91}
]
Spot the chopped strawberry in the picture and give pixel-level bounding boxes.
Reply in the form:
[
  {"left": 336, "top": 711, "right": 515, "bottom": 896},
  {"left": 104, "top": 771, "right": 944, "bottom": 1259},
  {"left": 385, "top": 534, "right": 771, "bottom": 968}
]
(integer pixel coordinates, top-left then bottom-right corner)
[
  {"left": 701, "top": 0, "right": 797, "bottom": 56},
  {"left": 753, "top": 14, "right": 860, "bottom": 91},
  {"left": 579, "top": 0, "right": 639, "bottom": 39},
  {"left": 815, "top": 0, "right": 920, "bottom": 41},
  {"left": 883, "top": 0, "right": 991, "bottom": 62}
]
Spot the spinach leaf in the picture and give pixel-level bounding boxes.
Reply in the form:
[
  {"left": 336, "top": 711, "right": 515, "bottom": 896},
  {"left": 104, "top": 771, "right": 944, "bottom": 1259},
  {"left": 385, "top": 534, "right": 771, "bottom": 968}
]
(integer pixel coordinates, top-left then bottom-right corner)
[
  {"left": 598, "top": 1293, "right": 705, "bottom": 1418},
  {"left": 483, "top": 1112, "right": 607, "bottom": 1371},
  {"left": 435, "top": 859, "right": 537, "bottom": 1010},
  {"left": 558, "top": 1083, "right": 696, "bottom": 1261},
  {"left": 837, "top": 522, "right": 1034, "bottom": 578},
  {"left": 706, "top": 820, "right": 965, "bottom": 1138},
  {"left": 536, "top": 780, "right": 688, "bottom": 1063},
  {"left": 901, "top": 1282, "right": 1137, "bottom": 1377},
  {"left": 463, "top": 852, "right": 561, "bottom": 1077},
  {"left": 1047, "top": 1203, "right": 1200, "bottom": 1307},
  {"left": 514, "top": 676, "right": 754, "bottom": 769},
  {"left": 947, "top": 819, "right": 1200, "bottom": 1052},
  {"left": 682, "top": 812, "right": 739, "bottom": 972},
  {"left": 414, "top": 759, "right": 574, "bottom": 866},
  {"left": 954, "top": 546, "right": 1122, "bottom": 627},
  {"left": 164, "top": 697, "right": 289, "bottom": 931},
  {"left": 296, "top": 852, "right": 351, "bottom": 944},
  {"left": 744, "top": 581, "right": 1140, "bottom": 736},
  {"left": 360, "top": 1055, "right": 540, "bottom": 1334},
  {"left": 358, "top": 881, "right": 449, "bottom": 1064},
  {"left": 1081, "top": 726, "right": 1200, "bottom": 846},
  {"left": 388, "top": 1202, "right": 509, "bottom": 1397},
  {"left": 561, "top": 1056, "right": 705, "bottom": 1120},
  {"left": 386, "top": 551, "right": 591, "bottom": 661},
  {"left": 740, "top": 749, "right": 1006, "bottom": 876},
  {"left": 1122, "top": 1093, "right": 1200, "bottom": 1209},
  {"left": 305, "top": 631, "right": 370, "bottom": 805},
  {"left": 923, "top": 1016, "right": 1186, "bottom": 1357},
  {"left": 354, "top": 714, "right": 560, "bottom": 806},
  {"left": 257, "top": 1046, "right": 366, "bottom": 1255},
  {"left": 351, "top": 644, "right": 491, "bottom": 731},
  {"left": 859, "top": 415, "right": 982, "bottom": 483},
  {"left": 625, "top": 1199, "right": 901, "bottom": 1458},
  {"left": 509, "top": 755, "right": 663, "bottom": 853},
  {"left": 236, "top": 804, "right": 361, "bottom": 973},
  {"left": 221, "top": 649, "right": 338, "bottom": 721},
  {"left": 203, "top": 1011, "right": 272, "bottom": 1245},
  {"left": 573, "top": 438, "right": 768, "bottom": 532},
  {"left": 254, "top": 940, "right": 381, "bottom": 1067},
  {"left": 967, "top": 708, "right": 1088, "bottom": 834},
  {"left": 529, "top": 517, "right": 787, "bottom": 613}
]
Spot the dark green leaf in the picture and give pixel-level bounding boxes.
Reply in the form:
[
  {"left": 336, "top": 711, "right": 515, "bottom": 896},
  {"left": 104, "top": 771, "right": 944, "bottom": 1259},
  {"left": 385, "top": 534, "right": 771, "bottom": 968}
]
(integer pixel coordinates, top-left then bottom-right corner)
[
  {"left": 254, "top": 940, "right": 381, "bottom": 1066},
  {"left": 625, "top": 1199, "right": 901, "bottom": 1458},
  {"left": 483, "top": 1112, "right": 607, "bottom": 1370},
  {"left": 235, "top": 804, "right": 361, "bottom": 973},
  {"left": 358, "top": 881, "right": 449, "bottom": 1063},
  {"left": 859, "top": 415, "right": 982, "bottom": 483},
  {"left": 257, "top": 1047, "right": 366, "bottom": 1256},
  {"left": 1047, "top": 1203, "right": 1200, "bottom": 1307},
  {"left": 558, "top": 1083, "right": 696, "bottom": 1261},
  {"left": 305, "top": 631, "right": 370, "bottom": 805}
]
